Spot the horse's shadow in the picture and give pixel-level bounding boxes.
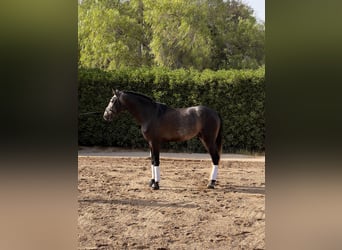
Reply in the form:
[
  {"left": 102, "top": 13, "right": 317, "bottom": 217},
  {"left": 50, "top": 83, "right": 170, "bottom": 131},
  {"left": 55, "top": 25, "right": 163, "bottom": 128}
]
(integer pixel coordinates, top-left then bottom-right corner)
[
  {"left": 160, "top": 185, "right": 265, "bottom": 195},
  {"left": 220, "top": 185, "right": 265, "bottom": 195},
  {"left": 79, "top": 185, "right": 264, "bottom": 209},
  {"left": 79, "top": 198, "right": 198, "bottom": 209}
]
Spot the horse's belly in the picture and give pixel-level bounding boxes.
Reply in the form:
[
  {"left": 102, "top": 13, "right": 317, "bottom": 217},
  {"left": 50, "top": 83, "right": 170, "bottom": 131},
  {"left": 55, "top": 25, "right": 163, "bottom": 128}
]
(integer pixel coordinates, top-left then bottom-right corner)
[
  {"left": 163, "top": 127, "right": 198, "bottom": 142},
  {"left": 159, "top": 108, "right": 202, "bottom": 142}
]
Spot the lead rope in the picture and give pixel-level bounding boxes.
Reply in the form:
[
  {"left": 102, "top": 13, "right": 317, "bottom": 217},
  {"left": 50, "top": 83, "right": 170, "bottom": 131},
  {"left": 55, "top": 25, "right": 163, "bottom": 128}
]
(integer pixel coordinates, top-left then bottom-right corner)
[{"left": 79, "top": 111, "right": 102, "bottom": 116}]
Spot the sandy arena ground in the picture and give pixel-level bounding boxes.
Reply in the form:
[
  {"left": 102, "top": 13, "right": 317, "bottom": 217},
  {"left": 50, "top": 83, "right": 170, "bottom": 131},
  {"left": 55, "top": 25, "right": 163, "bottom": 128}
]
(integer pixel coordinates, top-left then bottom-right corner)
[{"left": 78, "top": 155, "right": 265, "bottom": 249}]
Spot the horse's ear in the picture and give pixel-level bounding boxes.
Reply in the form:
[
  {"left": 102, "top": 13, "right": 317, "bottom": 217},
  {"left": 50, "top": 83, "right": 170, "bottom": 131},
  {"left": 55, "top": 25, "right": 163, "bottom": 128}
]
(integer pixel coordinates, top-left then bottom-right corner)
[{"left": 112, "top": 88, "right": 120, "bottom": 96}]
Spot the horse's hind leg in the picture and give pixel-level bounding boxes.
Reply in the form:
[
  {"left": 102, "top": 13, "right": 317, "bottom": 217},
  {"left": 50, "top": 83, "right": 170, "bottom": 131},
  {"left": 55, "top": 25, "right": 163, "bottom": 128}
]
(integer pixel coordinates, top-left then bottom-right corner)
[
  {"left": 199, "top": 136, "right": 220, "bottom": 189},
  {"left": 207, "top": 144, "right": 220, "bottom": 188}
]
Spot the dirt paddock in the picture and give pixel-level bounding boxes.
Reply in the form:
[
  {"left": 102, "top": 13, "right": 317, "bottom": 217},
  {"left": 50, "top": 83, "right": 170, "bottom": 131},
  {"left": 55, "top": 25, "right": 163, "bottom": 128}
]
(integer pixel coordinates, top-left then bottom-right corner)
[{"left": 78, "top": 156, "right": 265, "bottom": 249}]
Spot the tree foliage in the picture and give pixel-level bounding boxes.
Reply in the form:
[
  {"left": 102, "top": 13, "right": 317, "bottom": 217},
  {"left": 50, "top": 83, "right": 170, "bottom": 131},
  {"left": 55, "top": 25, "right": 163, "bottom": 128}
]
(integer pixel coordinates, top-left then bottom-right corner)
[
  {"left": 78, "top": 0, "right": 150, "bottom": 70},
  {"left": 208, "top": 0, "right": 265, "bottom": 69},
  {"left": 78, "top": 0, "right": 264, "bottom": 70},
  {"left": 143, "top": 0, "right": 212, "bottom": 69}
]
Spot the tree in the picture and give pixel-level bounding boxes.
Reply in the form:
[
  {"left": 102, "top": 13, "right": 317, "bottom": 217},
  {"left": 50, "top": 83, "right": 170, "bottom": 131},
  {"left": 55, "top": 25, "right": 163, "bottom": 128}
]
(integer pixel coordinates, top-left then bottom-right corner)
[
  {"left": 208, "top": 0, "right": 265, "bottom": 69},
  {"left": 78, "top": 0, "right": 149, "bottom": 70},
  {"left": 143, "top": 0, "right": 212, "bottom": 69},
  {"left": 78, "top": 0, "right": 265, "bottom": 70}
]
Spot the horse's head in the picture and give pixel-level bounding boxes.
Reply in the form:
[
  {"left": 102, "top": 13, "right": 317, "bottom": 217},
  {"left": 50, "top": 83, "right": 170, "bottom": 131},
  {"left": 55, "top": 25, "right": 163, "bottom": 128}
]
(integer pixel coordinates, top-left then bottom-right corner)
[{"left": 103, "top": 89, "right": 123, "bottom": 121}]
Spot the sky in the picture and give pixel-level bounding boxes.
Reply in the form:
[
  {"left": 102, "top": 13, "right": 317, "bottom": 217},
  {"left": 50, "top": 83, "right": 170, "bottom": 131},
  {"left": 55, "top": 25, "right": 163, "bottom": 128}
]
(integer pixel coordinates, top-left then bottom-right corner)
[{"left": 242, "top": 0, "right": 265, "bottom": 22}]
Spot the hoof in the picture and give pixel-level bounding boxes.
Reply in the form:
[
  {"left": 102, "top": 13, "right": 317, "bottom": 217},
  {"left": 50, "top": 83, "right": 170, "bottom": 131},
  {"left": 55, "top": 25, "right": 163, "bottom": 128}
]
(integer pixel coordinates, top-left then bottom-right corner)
[
  {"left": 207, "top": 180, "right": 216, "bottom": 189},
  {"left": 149, "top": 179, "right": 155, "bottom": 187},
  {"left": 151, "top": 182, "right": 159, "bottom": 190}
]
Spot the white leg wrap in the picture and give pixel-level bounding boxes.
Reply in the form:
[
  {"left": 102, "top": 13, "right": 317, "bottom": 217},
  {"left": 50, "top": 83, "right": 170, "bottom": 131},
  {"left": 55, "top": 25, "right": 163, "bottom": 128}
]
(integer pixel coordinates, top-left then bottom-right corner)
[
  {"left": 210, "top": 165, "right": 218, "bottom": 180},
  {"left": 151, "top": 165, "right": 155, "bottom": 179},
  {"left": 154, "top": 166, "right": 160, "bottom": 182}
]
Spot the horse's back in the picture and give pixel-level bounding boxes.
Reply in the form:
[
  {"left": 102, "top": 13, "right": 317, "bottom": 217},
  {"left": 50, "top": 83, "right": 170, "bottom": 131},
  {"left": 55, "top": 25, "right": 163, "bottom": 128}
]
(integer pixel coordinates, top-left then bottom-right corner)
[
  {"left": 188, "top": 105, "right": 220, "bottom": 122},
  {"left": 154, "top": 105, "right": 220, "bottom": 142},
  {"left": 162, "top": 105, "right": 220, "bottom": 125}
]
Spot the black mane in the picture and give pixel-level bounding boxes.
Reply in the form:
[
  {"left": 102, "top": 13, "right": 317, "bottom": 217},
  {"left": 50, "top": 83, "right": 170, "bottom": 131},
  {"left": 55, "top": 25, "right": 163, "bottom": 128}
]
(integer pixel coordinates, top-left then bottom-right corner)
[
  {"left": 123, "top": 90, "right": 169, "bottom": 115},
  {"left": 124, "top": 91, "right": 155, "bottom": 104}
]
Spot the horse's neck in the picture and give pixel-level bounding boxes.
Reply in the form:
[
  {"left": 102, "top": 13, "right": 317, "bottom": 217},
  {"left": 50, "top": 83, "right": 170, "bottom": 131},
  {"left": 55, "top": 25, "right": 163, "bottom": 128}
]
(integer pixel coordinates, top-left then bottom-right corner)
[{"left": 122, "top": 94, "right": 156, "bottom": 125}]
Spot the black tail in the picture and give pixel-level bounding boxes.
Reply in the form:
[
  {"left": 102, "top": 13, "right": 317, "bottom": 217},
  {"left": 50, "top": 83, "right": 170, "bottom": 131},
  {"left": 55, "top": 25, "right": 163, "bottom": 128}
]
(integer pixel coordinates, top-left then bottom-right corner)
[{"left": 216, "top": 114, "right": 223, "bottom": 154}]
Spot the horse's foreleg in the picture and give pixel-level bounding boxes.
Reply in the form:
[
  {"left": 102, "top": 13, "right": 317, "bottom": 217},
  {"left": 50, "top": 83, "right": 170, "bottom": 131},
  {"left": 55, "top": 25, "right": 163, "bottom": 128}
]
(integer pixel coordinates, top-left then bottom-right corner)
[
  {"left": 147, "top": 142, "right": 160, "bottom": 190},
  {"left": 151, "top": 144, "right": 160, "bottom": 190},
  {"left": 149, "top": 148, "right": 155, "bottom": 187}
]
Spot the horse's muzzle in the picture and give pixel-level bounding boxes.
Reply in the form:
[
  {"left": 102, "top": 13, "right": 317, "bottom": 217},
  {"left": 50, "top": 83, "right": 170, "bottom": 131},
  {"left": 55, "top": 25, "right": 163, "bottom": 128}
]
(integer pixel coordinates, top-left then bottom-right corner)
[{"left": 103, "top": 110, "right": 113, "bottom": 121}]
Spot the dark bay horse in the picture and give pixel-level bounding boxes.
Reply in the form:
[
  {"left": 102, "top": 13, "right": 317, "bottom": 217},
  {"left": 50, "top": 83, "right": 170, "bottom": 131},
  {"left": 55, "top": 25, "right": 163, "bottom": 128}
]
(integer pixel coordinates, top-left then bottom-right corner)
[{"left": 103, "top": 90, "right": 222, "bottom": 190}]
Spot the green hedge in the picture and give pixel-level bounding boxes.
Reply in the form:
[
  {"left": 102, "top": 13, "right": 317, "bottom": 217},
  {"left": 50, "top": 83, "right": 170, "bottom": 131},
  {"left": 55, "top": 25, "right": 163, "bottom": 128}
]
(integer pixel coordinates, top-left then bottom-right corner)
[{"left": 78, "top": 67, "right": 265, "bottom": 152}]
